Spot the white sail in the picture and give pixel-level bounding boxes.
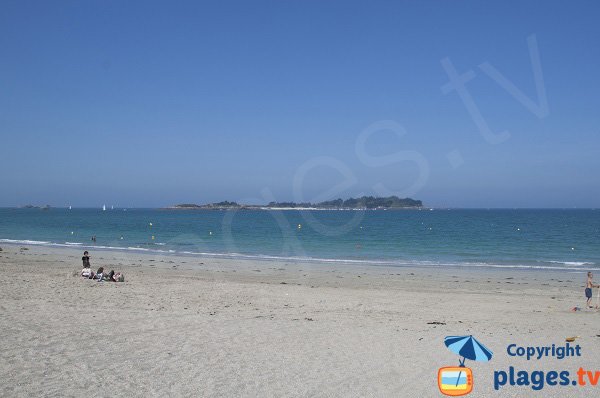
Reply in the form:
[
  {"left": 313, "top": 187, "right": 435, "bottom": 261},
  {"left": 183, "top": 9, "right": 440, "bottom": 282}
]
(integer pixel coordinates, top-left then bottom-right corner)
[{"left": 102, "top": 204, "right": 106, "bottom": 211}]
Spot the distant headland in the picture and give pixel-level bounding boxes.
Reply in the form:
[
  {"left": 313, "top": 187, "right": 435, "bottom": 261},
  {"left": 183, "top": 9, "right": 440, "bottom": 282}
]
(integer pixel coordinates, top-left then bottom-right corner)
[{"left": 166, "top": 196, "right": 422, "bottom": 210}]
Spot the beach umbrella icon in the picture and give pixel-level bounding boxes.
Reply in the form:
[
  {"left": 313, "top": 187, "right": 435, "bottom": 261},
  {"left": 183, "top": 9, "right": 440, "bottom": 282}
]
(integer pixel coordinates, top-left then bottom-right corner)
[
  {"left": 439, "top": 335, "right": 492, "bottom": 394},
  {"left": 444, "top": 335, "right": 493, "bottom": 366}
]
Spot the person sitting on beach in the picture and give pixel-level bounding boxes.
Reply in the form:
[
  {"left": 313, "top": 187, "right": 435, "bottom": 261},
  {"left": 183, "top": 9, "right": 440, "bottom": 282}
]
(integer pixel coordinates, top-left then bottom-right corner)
[
  {"left": 106, "top": 270, "right": 116, "bottom": 282},
  {"left": 95, "top": 267, "right": 104, "bottom": 281},
  {"left": 105, "top": 270, "right": 125, "bottom": 282},
  {"left": 586, "top": 272, "right": 599, "bottom": 308},
  {"left": 81, "top": 265, "right": 94, "bottom": 279},
  {"left": 114, "top": 272, "right": 124, "bottom": 282}
]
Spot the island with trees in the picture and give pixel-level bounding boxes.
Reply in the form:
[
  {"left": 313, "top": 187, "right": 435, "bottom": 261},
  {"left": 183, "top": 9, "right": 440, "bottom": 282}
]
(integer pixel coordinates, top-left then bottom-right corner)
[{"left": 168, "top": 196, "right": 422, "bottom": 210}]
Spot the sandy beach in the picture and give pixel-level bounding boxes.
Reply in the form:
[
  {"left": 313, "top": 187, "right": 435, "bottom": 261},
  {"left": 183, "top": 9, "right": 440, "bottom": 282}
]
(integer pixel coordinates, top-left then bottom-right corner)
[{"left": 1, "top": 244, "right": 598, "bottom": 397}]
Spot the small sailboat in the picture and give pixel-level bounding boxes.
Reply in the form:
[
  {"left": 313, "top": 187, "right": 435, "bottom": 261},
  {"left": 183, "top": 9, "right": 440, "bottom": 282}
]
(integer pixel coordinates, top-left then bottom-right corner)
[
  {"left": 102, "top": 204, "right": 106, "bottom": 211},
  {"left": 68, "top": 205, "right": 72, "bottom": 210},
  {"left": 111, "top": 205, "right": 114, "bottom": 210}
]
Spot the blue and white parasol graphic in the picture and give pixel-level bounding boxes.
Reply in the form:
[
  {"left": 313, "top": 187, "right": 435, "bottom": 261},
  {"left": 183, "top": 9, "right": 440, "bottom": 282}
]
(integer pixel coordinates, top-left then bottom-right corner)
[
  {"left": 444, "top": 335, "right": 493, "bottom": 387},
  {"left": 444, "top": 335, "right": 493, "bottom": 365}
]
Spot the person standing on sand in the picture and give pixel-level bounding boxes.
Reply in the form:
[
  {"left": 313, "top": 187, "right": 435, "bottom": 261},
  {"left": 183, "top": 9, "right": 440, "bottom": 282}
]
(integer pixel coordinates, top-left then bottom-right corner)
[
  {"left": 586, "top": 272, "right": 599, "bottom": 308},
  {"left": 82, "top": 251, "right": 91, "bottom": 268}
]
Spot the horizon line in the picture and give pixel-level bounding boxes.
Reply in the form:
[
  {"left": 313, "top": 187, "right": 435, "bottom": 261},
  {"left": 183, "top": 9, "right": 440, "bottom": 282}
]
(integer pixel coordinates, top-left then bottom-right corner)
[{"left": 0, "top": 206, "right": 597, "bottom": 210}]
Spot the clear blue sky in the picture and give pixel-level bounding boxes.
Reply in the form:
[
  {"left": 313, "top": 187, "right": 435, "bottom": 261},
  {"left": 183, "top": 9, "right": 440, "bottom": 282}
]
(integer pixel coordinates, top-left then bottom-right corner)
[{"left": 1, "top": 0, "right": 598, "bottom": 208}]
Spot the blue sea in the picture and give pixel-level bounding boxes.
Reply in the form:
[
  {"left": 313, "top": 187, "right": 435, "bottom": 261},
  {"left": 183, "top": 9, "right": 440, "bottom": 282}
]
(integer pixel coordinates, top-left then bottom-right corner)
[{"left": 0, "top": 208, "right": 598, "bottom": 271}]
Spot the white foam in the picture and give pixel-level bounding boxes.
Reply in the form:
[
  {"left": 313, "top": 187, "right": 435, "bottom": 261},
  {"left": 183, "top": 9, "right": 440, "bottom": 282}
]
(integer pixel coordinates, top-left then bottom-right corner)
[
  {"left": 0, "top": 238, "right": 51, "bottom": 245},
  {"left": 547, "top": 260, "right": 594, "bottom": 266}
]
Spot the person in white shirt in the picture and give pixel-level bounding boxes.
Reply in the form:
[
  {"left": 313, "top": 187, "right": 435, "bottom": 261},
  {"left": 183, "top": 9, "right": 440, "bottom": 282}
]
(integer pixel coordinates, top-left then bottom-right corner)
[{"left": 81, "top": 266, "right": 94, "bottom": 279}]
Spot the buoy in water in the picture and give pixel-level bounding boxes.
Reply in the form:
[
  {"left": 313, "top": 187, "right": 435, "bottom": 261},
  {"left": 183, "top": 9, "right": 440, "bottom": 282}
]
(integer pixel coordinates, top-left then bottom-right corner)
[
  {"left": 209, "top": 231, "right": 212, "bottom": 235},
  {"left": 151, "top": 235, "right": 155, "bottom": 240}
]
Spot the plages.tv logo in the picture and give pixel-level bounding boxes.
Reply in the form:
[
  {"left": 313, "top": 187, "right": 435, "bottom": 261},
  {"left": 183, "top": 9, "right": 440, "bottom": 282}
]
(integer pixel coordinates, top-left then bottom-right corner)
[{"left": 438, "top": 335, "right": 494, "bottom": 396}]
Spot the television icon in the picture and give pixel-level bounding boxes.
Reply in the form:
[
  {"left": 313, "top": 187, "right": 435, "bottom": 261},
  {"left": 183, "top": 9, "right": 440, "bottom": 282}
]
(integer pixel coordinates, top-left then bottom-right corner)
[{"left": 438, "top": 366, "right": 473, "bottom": 396}]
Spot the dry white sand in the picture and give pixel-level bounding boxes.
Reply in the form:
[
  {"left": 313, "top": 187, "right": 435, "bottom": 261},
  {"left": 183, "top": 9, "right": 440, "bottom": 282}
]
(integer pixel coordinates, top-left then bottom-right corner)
[{"left": 0, "top": 244, "right": 599, "bottom": 397}]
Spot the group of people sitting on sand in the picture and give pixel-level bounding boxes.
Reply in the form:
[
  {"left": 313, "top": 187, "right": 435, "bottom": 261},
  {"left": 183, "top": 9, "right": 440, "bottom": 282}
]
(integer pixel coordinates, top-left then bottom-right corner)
[{"left": 80, "top": 251, "right": 124, "bottom": 282}]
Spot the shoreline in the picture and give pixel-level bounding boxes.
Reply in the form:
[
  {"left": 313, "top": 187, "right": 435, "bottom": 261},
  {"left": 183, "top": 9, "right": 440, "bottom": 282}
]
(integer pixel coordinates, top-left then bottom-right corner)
[
  {"left": 0, "top": 243, "right": 591, "bottom": 299},
  {"left": 0, "top": 240, "right": 594, "bottom": 273}
]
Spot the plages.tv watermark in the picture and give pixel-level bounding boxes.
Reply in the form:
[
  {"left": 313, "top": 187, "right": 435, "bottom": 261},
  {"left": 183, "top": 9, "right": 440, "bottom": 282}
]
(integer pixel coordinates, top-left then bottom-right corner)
[
  {"left": 438, "top": 337, "right": 599, "bottom": 396},
  {"left": 494, "top": 341, "right": 599, "bottom": 391}
]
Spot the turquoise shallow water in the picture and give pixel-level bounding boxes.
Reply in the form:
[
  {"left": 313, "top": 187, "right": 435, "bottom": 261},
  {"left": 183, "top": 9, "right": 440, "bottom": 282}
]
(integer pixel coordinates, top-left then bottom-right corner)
[{"left": 0, "top": 208, "right": 598, "bottom": 270}]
